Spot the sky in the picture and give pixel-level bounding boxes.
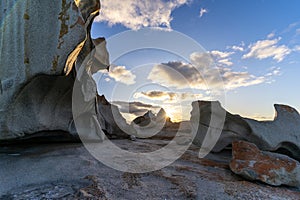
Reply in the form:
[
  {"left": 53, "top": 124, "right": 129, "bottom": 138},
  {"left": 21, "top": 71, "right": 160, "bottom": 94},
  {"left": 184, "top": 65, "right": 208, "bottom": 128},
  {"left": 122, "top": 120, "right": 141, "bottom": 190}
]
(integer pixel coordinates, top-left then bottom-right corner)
[{"left": 91, "top": 0, "right": 300, "bottom": 122}]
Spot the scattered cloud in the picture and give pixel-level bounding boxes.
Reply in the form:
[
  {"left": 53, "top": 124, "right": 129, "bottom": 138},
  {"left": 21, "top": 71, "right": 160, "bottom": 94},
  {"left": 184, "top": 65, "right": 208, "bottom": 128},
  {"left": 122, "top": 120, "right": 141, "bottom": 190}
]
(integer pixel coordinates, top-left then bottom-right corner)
[
  {"left": 210, "top": 50, "right": 234, "bottom": 59},
  {"left": 148, "top": 52, "right": 268, "bottom": 91},
  {"left": 95, "top": 0, "right": 191, "bottom": 30},
  {"left": 134, "top": 91, "right": 176, "bottom": 101},
  {"left": 210, "top": 50, "right": 234, "bottom": 66},
  {"left": 112, "top": 101, "right": 161, "bottom": 117},
  {"left": 263, "top": 66, "right": 281, "bottom": 84},
  {"left": 227, "top": 42, "right": 245, "bottom": 52},
  {"left": 267, "top": 32, "right": 275, "bottom": 39},
  {"left": 231, "top": 45, "right": 244, "bottom": 52},
  {"left": 134, "top": 91, "right": 203, "bottom": 103},
  {"left": 242, "top": 37, "right": 291, "bottom": 62},
  {"left": 148, "top": 60, "right": 208, "bottom": 90},
  {"left": 283, "top": 22, "right": 300, "bottom": 33},
  {"left": 217, "top": 59, "right": 233, "bottom": 66},
  {"left": 269, "top": 66, "right": 281, "bottom": 76},
  {"left": 199, "top": 8, "right": 208, "bottom": 18},
  {"left": 294, "top": 45, "right": 300, "bottom": 52},
  {"left": 106, "top": 65, "right": 136, "bottom": 85},
  {"left": 217, "top": 67, "right": 266, "bottom": 90}
]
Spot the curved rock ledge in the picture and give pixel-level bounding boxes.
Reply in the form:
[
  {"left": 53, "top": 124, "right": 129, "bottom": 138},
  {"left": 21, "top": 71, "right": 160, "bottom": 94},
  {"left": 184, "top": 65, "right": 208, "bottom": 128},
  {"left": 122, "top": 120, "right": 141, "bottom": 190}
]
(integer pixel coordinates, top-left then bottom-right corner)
[{"left": 191, "top": 101, "right": 300, "bottom": 161}]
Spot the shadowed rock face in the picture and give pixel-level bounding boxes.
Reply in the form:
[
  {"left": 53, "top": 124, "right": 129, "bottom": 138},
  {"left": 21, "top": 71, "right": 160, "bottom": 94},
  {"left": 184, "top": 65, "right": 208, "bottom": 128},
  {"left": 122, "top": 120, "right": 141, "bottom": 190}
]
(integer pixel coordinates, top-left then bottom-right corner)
[
  {"left": 230, "top": 141, "right": 300, "bottom": 188},
  {"left": 0, "top": 0, "right": 106, "bottom": 140},
  {"left": 191, "top": 101, "right": 300, "bottom": 161},
  {"left": 243, "top": 104, "right": 300, "bottom": 160},
  {"left": 132, "top": 109, "right": 170, "bottom": 139},
  {"left": 133, "top": 111, "right": 156, "bottom": 127},
  {"left": 97, "top": 95, "right": 134, "bottom": 139}
]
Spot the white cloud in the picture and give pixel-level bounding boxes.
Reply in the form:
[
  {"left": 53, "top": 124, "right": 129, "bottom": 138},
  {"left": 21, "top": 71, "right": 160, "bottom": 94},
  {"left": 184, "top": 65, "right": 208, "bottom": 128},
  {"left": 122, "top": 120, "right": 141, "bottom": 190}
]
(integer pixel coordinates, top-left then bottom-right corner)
[
  {"left": 210, "top": 50, "right": 234, "bottom": 66},
  {"left": 267, "top": 32, "right": 275, "bottom": 39},
  {"left": 264, "top": 66, "right": 281, "bottom": 84},
  {"left": 227, "top": 42, "right": 245, "bottom": 52},
  {"left": 96, "top": 0, "right": 191, "bottom": 30},
  {"left": 210, "top": 50, "right": 234, "bottom": 59},
  {"left": 134, "top": 91, "right": 203, "bottom": 103},
  {"left": 107, "top": 65, "right": 136, "bottom": 85},
  {"left": 220, "top": 69, "right": 265, "bottom": 90},
  {"left": 242, "top": 37, "right": 291, "bottom": 62},
  {"left": 294, "top": 45, "right": 300, "bottom": 52},
  {"left": 231, "top": 45, "right": 244, "bottom": 52},
  {"left": 271, "top": 68, "right": 281, "bottom": 76},
  {"left": 282, "top": 22, "right": 300, "bottom": 34},
  {"left": 199, "top": 8, "right": 208, "bottom": 18},
  {"left": 266, "top": 66, "right": 281, "bottom": 76},
  {"left": 218, "top": 59, "right": 233, "bottom": 66},
  {"left": 147, "top": 52, "right": 267, "bottom": 91}
]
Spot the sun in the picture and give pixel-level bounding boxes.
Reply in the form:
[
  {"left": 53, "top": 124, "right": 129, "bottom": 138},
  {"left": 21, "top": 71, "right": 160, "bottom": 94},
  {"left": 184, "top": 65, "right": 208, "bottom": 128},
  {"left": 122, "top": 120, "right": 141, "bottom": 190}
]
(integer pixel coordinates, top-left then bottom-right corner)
[{"left": 163, "top": 107, "right": 182, "bottom": 122}]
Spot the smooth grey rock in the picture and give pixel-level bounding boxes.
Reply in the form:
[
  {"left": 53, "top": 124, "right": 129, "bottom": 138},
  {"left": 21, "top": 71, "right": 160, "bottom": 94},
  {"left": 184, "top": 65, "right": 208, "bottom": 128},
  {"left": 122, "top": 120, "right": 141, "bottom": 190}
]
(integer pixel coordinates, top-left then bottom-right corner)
[
  {"left": 244, "top": 104, "right": 300, "bottom": 160},
  {"left": 5, "top": 75, "right": 74, "bottom": 139},
  {"left": 190, "top": 101, "right": 227, "bottom": 155},
  {"left": 191, "top": 101, "right": 300, "bottom": 161}
]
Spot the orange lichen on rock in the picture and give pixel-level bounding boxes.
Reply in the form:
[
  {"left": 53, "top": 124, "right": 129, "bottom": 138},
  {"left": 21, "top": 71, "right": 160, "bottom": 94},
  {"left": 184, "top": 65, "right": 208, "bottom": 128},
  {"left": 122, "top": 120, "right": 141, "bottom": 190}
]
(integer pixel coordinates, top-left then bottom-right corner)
[{"left": 230, "top": 140, "right": 300, "bottom": 188}]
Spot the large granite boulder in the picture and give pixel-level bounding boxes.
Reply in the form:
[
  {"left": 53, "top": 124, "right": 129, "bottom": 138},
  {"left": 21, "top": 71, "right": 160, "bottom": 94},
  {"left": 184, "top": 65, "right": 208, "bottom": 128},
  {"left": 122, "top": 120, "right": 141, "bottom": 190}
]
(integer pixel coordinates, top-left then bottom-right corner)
[
  {"left": 0, "top": 0, "right": 107, "bottom": 140},
  {"left": 230, "top": 140, "right": 300, "bottom": 188},
  {"left": 191, "top": 101, "right": 300, "bottom": 161}
]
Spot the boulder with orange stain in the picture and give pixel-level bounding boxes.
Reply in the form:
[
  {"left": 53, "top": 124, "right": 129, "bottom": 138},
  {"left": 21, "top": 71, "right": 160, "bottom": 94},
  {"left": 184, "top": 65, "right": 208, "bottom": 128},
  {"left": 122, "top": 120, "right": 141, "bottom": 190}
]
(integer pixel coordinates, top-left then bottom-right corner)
[{"left": 230, "top": 140, "right": 300, "bottom": 188}]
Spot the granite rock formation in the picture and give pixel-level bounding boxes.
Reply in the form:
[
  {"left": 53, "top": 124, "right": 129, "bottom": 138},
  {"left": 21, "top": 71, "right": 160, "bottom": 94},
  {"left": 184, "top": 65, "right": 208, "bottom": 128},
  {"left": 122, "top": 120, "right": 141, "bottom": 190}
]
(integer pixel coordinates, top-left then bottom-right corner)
[
  {"left": 132, "top": 110, "right": 156, "bottom": 127},
  {"left": 132, "top": 109, "right": 168, "bottom": 138},
  {"left": 230, "top": 140, "right": 300, "bottom": 188},
  {"left": 191, "top": 101, "right": 300, "bottom": 161},
  {"left": 97, "top": 95, "right": 135, "bottom": 139},
  {"left": 0, "top": 0, "right": 108, "bottom": 140}
]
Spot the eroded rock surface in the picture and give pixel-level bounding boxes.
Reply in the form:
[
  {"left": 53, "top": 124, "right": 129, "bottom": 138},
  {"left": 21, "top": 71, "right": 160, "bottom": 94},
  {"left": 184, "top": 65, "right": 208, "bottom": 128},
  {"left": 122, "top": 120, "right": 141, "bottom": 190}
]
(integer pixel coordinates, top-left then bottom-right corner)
[
  {"left": 0, "top": 0, "right": 85, "bottom": 139},
  {"left": 244, "top": 104, "right": 300, "bottom": 160},
  {"left": 230, "top": 140, "right": 300, "bottom": 188},
  {"left": 97, "top": 95, "right": 135, "bottom": 139},
  {"left": 132, "top": 109, "right": 171, "bottom": 138},
  {"left": 191, "top": 101, "right": 300, "bottom": 160},
  {"left": 0, "top": 0, "right": 108, "bottom": 140},
  {"left": 1, "top": 140, "right": 299, "bottom": 199}
]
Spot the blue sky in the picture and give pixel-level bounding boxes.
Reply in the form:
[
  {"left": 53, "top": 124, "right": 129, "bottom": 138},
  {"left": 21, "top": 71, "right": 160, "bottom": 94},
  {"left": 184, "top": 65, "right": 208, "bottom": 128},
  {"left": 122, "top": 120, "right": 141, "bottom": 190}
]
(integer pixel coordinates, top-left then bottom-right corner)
[{"left": 92, "top": 0, "right": 300, "bottom": 121}]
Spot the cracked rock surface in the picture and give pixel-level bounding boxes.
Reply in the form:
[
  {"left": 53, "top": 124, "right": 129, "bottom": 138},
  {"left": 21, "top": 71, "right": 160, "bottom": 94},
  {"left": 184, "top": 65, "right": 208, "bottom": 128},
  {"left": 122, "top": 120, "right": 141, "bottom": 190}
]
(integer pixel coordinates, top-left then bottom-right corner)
[{"left": 1, "top": 138, "right": 299, "bottom": 199}]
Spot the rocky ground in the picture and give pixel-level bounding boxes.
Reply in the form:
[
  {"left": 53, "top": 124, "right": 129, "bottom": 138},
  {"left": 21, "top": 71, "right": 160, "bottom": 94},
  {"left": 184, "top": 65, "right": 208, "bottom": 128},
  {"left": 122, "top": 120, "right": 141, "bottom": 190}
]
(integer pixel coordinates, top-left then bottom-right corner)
[{"left": 1, "top": 135, "right": 299, "bottom": 200}]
